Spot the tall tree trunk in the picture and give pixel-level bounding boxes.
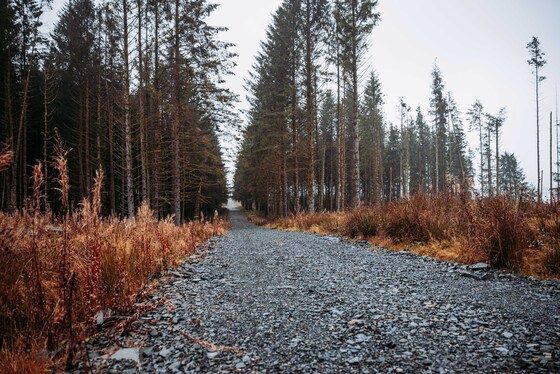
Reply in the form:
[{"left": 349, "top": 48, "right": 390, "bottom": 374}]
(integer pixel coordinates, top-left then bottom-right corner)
[
  {"left": 138, "top": 0, "right": 148, "bottom": 203},
  {"left": 78, "top": 92, "right": 84, "bottom": 198},
  {"left": 349, "top": 2, "right": 360, "bottom": 209},
  {"left": 550, "top": 111, "right": 553, "bottom": 201},
  {"left": 123, "top": 0, "right": 135, "bottom": 219},
  {"left": 291, "top": 72, "right": 299, "bottom": 212},
  {"left": 152, "top": 0, "right": 161, "bottom": 217},
  {"left": 43, "top": 67, "right": 49, "bottom": 211},
  {"left": 304, "top": 2, "right": 314, "bottom": 213},
  {"left": 172, "top": 0, "right": 182, "bottom": 225},
  {"left": 96, "top": 67, "right": 102, "bottom": 170},
  {"left": 495, "top": 118, "right": 499, "bottom": 195},
  {"left": 336, "top": 53, "right": 345, "bottom": 211},
  {"left": 85, "top": 77, "right": 91, "bottom": 194},
  {"left": 107, "top": 77, "right": 116, "bottom": 214},
  {"left": 4, "top": 51, "right": 13, "bottom": 210},
  {"left": 536, "top": 71, "right": 541, "bottom": 201}
]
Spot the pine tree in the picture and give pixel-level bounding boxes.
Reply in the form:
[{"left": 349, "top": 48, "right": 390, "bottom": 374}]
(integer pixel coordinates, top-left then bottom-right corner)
[
  {"left": 499, "top": 152, "right": 527, "bottom": 200},
  {"left": 359, "top": 71, "right": 384, "bottom": 204},
  {"left": 334, "top": 0, "right": 379, "bottom": 208},
  {"left": 429, "top": 65, "right": 448, "bottom": 194},
  {"left": 467, "top": 100, "right": 486, "bottom": 196},
  {"left": 527, "top": 36, "right": 546, "bottom": 202}
]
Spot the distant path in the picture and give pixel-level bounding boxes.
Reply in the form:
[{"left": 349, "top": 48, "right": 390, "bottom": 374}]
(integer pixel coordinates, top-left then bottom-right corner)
[{"left": 86, "top": 202, "right": 560, "bottom": 372}]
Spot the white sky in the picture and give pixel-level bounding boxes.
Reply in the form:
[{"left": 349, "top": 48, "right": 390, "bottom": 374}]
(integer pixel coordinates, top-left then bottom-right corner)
[{"left": 43, "top": 0, "right": 560, "bottom": 197}]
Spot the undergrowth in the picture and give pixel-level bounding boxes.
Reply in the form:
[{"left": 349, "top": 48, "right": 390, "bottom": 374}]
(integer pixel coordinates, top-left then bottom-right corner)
[
  {"left": 259, "top": 193, "right": 560, "bottom": 278},
  {"left": 0, "top": 148, "right": 228, "bottom": 372}
]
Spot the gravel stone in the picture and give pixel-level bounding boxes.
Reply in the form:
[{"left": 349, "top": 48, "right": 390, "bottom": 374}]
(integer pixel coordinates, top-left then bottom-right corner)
[{"left": 84, "top": 204, "right": 560, "bottom": 373}]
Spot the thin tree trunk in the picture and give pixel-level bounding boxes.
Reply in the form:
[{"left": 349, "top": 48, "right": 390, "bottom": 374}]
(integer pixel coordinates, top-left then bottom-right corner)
[
  {"left": 78, "top": 92, "right": 84, "bottom": 198},
  {"left": 123, "top": 0, "right": 135, "bottom": 219},
  {"left": 106, "top": 76, "right": 116, "bottom": 215},
  {"left": 172, "top": 0, "right": 182, "bottom": 225},
  {"left": 551, "top": 111, "right": 553, "bottom": 201},
  {"left": 85, "top": 77, "right": 91, "bottom": 194},
  {"left": 138, "top": 0, "right": 148, "bottom": 203},
  {"left": 495, "top": 119, "right": 499, "bottom": 195},
  {"left": 304, "top": 2, "right": 314, "bottom": 213},
  {"left": 43, "top": 67, "right": 49, "bottom": 211},
  {"left": 153, "top": 0, "right": 161, "bottom": 217},
  {"left": 536, "top": 72, "right": 541, "bottom": 201},
  {"left": 350, "top": 2, "right": 360, "bottom": 209}
]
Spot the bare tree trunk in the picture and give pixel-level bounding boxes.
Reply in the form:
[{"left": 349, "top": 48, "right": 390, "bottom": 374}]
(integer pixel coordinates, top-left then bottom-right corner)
[
  {"left": 304, "top": 2, "right": 315, "bottom": 213},
  {"left": 487, "top": 126, "right": 492, "bottom": 196},
  {"left": 536, "top": 72, "right": 541, "bottom": 201},
  {"left": 336, "top": 58, "right": 345, "bottom": 211},
  {"left": 85, "top": 77, "right": 91, "bottom": 194},
  {"left": 107, "top": 78, "right": 116, "bottom": 214},
  {"left": 137, "top": 0, "right": 148, "bottom": 203},
  {"left": 551, "top": 111, "right": 553, "bottom": 201},
  {"left": 153, "top": 0, "right": 161, "bottom": 217},
  {"left": 43, "top": 66, "right": 50, "bottom": 211},
  {"left": 78, "top": 92, "right": 84, "bottom": 197},
  {"left": 495, "top": 118, "right": 499, "bottom": 195},
  {"left": 123, "top": 0, "right": 135, "bottom": 219},
  {"left": 172, "top": 0, "right": 182, "bottom": 225},
  {"left": 349, "top": 3, "right": 360, "bottom": 209},
  {"left": 5, "top": 54, "right": 13, "bottom": 210}
]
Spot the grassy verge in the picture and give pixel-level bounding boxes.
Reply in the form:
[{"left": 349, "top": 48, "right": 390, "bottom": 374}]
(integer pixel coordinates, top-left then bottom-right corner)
[
  {"left": 251, "top": 194, "right": 560, "bottom": 279},
  {"left": 0, "top": 158, "right": 228, "bottom": 372}
]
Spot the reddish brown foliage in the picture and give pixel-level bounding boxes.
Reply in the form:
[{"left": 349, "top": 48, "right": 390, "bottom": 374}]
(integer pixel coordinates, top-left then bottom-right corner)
[{"left": 262, "top": 194, "right": 560, "bottom": 278}]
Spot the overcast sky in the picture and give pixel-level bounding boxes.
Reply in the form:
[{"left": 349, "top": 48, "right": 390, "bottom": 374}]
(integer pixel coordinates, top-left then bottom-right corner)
[{"left": 44, "top": 0, "right": 560, "bottom": 197}]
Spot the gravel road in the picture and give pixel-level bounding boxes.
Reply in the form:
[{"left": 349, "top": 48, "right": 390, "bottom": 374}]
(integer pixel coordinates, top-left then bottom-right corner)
[{"left": 85, "top": 205, "right": 560, "bottom": 373}]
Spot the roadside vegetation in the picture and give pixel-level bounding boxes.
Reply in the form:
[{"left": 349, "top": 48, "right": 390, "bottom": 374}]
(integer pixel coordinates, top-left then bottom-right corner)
[
  {"left": 0, "top": 151, "right": 228, "bottom": 373},
  {"left": 253, "top": 193, "right": 560, "bottom": 279}
]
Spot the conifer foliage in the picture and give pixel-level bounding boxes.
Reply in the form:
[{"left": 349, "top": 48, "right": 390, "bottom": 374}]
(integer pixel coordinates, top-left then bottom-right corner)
[
  {"left": 235, "top": 1, "right": 484, "bottom": 216},
  {"left": 0, "top": 0, "right": 236, "bottom": 223}
]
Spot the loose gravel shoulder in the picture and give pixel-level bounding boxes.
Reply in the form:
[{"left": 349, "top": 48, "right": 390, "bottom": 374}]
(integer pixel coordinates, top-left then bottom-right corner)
[{"left": 84, "top": 206, "right": 560, "bottom": 373}]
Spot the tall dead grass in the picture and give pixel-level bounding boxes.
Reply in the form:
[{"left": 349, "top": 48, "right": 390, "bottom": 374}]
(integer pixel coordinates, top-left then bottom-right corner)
[
  {"left": 0, "top": 151, "right": 228, "bottom": 371},
  {"left": 263, "top": 193, "right": 560, "bottom": 278}
]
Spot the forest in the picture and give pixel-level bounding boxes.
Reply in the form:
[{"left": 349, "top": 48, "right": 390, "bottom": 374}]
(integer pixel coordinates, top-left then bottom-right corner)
[
  {"left": 1, "top": 0, "right": 237, "bottom": 224},
  {"left": 0, "top": 0, "right": 234, "bottom": 370},
  {"left": 234, "top": 0, "right": 556, "bottom": 215},
  {"left": 1, "top": 0, "right": 559, "bottom": 371}
]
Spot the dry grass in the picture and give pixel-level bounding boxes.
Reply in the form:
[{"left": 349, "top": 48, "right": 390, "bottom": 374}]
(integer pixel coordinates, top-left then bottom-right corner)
[
  {"left": 0, "top": 155, "right": 228, "bottom": 371},
  {"left": 258, "top": 193, "right": 560, "bottom": 278}
]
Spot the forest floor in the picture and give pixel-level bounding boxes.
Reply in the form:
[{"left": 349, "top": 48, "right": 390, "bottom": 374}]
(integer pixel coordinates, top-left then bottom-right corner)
[{"left": 83, "top": 204, "right": 560, "bottom": 373}]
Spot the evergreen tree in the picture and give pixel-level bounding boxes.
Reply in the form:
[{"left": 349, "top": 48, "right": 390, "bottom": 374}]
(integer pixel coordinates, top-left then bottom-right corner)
[
  {"left": 499, "top": 152, "right": 527, "bottom": 200},
  {"left": 334, "top": 0, "right": 379, "bottom": 208},
  {"left": 429, "top": 65, "right": 448, "bottom": 193},
  {"left": 359, "top": 71, "right": 384, "bottom": 204},
  {"left": 526, "top": 36, "right": 546, "bottom": 201}
]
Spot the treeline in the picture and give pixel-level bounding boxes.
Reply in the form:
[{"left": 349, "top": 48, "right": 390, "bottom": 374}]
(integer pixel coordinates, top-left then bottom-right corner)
[
  {"left": 0, "top": 0, "right": 237, "bottom": 223},
  {"left": 234, "top": 0, "right": 529, "bottom": 216}
]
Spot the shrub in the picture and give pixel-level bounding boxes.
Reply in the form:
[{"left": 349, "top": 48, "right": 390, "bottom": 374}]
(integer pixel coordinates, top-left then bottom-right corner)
[
  {"left": 344, "top": 209, "right": 381, "bottom": 238},
  {"left": 470, "top": 196, "right": 528, "bottom": 271}
]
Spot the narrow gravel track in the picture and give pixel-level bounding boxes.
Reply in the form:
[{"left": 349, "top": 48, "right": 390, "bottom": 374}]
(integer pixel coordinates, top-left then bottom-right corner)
[{"left": 86, "top": 205, "right": 560, "bottom": 373}]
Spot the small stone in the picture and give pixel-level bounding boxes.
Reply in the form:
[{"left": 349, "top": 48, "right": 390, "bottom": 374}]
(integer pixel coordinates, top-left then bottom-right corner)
[
  {"left": 470, "top": 262, "right": 491, "bottom": 271},
  {"left": 355, "top": 333, "right": 368, "bottom": 343},
  {"left": 110, "top": 348, "right": 141, "bottom": 364},
  {"left": 347, "top": 356, "right": 361, "bottom": 365},
  {"left": 207, "top": 351, "right": 219, "bottom": 359},
  {"left": 348, "top": 319, "right": 365, "bottom": 326},
  {"left": 502, "top": 332, "right": 513, "bottom": 339},
  {"left": 169, "top": 361, "right": 181, "bottom": 370},
  {"left": 235, "top": 361, "right": 246, "bottom": 369},
  {"left": 159, "top": 347, "right": 171, "bottom": 357}
]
